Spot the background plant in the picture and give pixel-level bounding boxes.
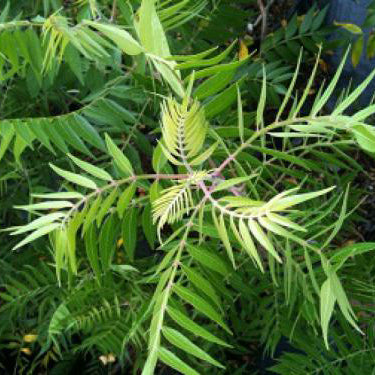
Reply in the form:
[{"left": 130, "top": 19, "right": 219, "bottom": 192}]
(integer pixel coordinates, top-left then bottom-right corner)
[{"left": 1, "top": 1, "right": 375, "bottom": 374}]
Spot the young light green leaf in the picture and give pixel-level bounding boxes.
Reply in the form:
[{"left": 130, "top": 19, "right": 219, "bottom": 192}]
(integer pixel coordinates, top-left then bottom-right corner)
[
  {"left": 152, "top": 142, "right": 168, "bottom": 172},
  {"left": 13, "top": 223, "right": 60, "bottom": 250},
  {"left": 68, "top": 154, "right": 113, "bottom": 181},
  {"left": 50, "top": 163, "right": 97, "bottom": 190},
  {"left": 266, "top": 212, "right": 306, "bottom": 232},
  {"left": 334, "top": 22, "right": 363, "bottom": 34},
  {"left": 96, "top": 188, "right": 118, "bottom": 226},
  {"left": 276, "top": 49, "right": 302, "bottom": 122},
  {"left": 15, "top": 201, "right": 73, "bottom": 211},
  {"left": 212, "top": 209, "right": 235, "bottom": 268},
  {"left": 159, "top": 142, "right": 183, "bottom": 166},
  {"left": 175, "top": 40, "right": 236, "bottom": 70},
  {"left": 214, "top": 176, "right": 253, "bottom": 193},
  {"left": 351, "top": 124, "right": 375, "bottom": 153},
  {"left": 86, "top": 21, "right": 143, "bottom": 55},
  {"left": 219, "top": 196, "right": 264, "bottom": 208},
  {"left": 151, "top": 58, "right": 185, "bottom": 98},
  {"left": 248, "top": 219, "right": 281, "bottom": 263},
  {"left": 258, "top": 217, "right": 303, "bottom": 244},
  {"left": 105, "top": 134, "right": 134, "bottom": 177},
  {"left": 256, "top": 65, "right": 266, "bottom": 129},
  {"left": 188, "top": 141, "right": 218, "bottom": 166},
  {"left": 11, "top": 213, "right": 64, "bottom": 235},
  {"left": 334, "top": 69, "right": 375, "bottom": 115},
  {"left": 55, "top": 227, "right": 68, "bottom": 285},
  {"left": 82, "top": 196, "right": 102, "bottom": 234},
  {"left": 238, "top": 219, "right": 264, "bottom": 271},
  {"left": 320, "top": 278, "right": 336, "bottom": 349},
  {"left": 31, "top": 192, "right": 83, "bottom": 200},
  {"left": 331, "top": 242, "right": 375, "bottom": 271},
  {"left": 138, "top": 0, "right": 170, "bottom": 57},
  {"left": 272, "top": 186, "right": 335, "bottom": 211},
  {"left": 138, "top": 0, "right": 185, "bottom": 97},
  {"left": 237, "top": 84, "right": 244, "bottom": 143},
  {"left": 293, "top": 47, "right": 321, "bottom": 117},
  {"left": 117, "top": 183, "right": 136, "bottom": 218},
  {"left": 329, "top": 268, "right": 361, "bottom": 333},
  {"left": 312, "top": 47, "right": 350, "bottom": 116}
]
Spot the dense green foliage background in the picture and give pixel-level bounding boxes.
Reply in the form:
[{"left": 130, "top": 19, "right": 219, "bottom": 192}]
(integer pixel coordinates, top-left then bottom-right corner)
[{"left": 1, "top": 1, "right": 375, "bottom": 374}]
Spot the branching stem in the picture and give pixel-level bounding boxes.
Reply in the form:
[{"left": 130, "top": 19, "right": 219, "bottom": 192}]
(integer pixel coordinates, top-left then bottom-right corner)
[
  {"left": 213, "top": 115, "right": 318, "bottom": 177},
  {"left": 143, "top": 196, "right": 209, "bottom": 373}
]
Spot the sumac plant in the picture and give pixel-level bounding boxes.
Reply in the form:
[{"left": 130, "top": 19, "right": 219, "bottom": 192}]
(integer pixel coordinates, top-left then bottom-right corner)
[{"left": 2, "top": 0, "right": 375, "bottom": 374}]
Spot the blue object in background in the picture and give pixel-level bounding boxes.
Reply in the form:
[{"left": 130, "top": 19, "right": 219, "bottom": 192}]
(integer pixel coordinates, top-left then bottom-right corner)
[{"left": 325, "top": 0, "right": 375, "bottom": 108}]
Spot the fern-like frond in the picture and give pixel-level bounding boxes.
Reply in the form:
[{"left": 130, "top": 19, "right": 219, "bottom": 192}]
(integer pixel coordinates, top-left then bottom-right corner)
[
  {"left": 271, "top": 47, "right": 375, "bottom": 154},
  {"left": 48, "top": 276, "right": 147, "bottom": 358},
  {"left": 42, "top": 14, "right": 129, "bottom": 71},
  {"left": 0, "top": 262, "right": 62, "bottom": 321},
  {"left": 211, "top": 187, "right": 335, "bottom": 268},
  {"left": 160, "top": 97, "right": 208, "bottom": 166},
  {"left": 270, "top": 316, "right": 375, "bottom": 374},
  {"left": 153, "top": 171, "right": 207, "bottom": 235},
  {"left": 9, "top": 143, "right": 135, "bottom": 276},
  {"left": 261, "top": 5, "right": 330, "bottom": 63},
  {"left": 0, "top": 92, "right": 141, "bottom": 161}
]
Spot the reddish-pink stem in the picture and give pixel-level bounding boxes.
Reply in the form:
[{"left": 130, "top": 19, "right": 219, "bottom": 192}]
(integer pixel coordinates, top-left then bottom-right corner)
[
  {"left": 212, "top": 154, "right": 236, "bottom": 177},
  {"left": 209, "top": 158, "right": 242, "bottom": 196}
]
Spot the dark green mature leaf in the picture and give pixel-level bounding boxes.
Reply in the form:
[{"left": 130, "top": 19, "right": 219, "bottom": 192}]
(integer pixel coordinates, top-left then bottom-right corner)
[
  {"left": 167, "top": 306, "right": 230, "bottom": 347},
  {"left": 159, "top": 347, "right": 199, "bottom": 375},
  {"left": 162, "top": 327, "right": 224, "bottom": 368},
  {"left": 3, "top": 3, "right": 375, "bottom": 375},
  {"left": 186, "top": 243, "right": 230, "bottom": 276},
  {"left": 122, "top": 207, "right": 138, "bottom": 262},
  {"left": 173, "top": 285, "right": 231, "bottom": 334}
]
